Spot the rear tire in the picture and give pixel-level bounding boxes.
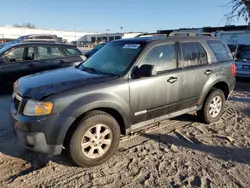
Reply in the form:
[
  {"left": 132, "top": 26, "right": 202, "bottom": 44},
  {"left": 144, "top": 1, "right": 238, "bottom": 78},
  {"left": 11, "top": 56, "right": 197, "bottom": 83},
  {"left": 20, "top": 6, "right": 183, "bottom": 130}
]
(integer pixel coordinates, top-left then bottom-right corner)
[
  {"left": 66, "top": 110, "right": 120, "bottom": 167},
  {"left": 198, "top": 89, "right": 225, "bottom": 124}
]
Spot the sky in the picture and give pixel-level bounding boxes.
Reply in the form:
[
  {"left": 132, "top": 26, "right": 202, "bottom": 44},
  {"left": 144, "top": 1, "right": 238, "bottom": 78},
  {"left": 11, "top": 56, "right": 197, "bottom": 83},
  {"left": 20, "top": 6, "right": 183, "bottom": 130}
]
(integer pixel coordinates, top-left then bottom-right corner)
[{"left": 1, "top": 0, "right": 247, "bottom": 33}]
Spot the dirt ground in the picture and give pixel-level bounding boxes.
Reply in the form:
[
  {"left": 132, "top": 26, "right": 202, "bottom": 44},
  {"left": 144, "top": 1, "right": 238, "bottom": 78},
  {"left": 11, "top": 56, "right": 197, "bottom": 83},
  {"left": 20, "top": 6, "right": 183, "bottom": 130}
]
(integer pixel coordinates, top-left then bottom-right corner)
[{"left": 0, "top": 81, "right": 249, "bottom": 188}]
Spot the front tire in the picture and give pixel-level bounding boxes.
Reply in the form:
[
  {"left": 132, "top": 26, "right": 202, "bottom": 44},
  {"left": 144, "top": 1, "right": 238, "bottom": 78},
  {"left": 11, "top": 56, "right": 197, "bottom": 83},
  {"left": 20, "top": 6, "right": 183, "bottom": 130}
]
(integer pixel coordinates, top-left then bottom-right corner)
[
  {"left": 198, "top": 89, "right": 225, "bottom": 124},
  {"left": 67, "top": 110, "right": 120, "bottom": 167}
]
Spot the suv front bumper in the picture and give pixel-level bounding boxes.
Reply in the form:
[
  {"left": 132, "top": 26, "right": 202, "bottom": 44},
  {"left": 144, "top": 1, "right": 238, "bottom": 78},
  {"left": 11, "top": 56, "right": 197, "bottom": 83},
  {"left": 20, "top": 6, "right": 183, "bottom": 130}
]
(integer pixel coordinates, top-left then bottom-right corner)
[
  {"left": 13, "top": 128, "right": 62, "bottom": 155},
  {"left": 10, "top": 94, "right": 76, "bottom": 155}
]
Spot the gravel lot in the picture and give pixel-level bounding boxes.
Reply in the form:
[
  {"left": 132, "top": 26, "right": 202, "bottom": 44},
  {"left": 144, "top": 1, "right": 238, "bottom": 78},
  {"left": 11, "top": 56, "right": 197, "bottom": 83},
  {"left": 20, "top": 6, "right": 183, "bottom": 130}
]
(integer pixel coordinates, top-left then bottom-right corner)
[{"left": 0, "top": 81, "right": 249, "bottom": 188}]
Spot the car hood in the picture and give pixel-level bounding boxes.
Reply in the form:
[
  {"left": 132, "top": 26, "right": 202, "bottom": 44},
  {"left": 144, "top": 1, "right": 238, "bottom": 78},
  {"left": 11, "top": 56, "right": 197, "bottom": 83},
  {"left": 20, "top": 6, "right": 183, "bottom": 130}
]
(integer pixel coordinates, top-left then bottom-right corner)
[{"left": 14, "top": 66, "right": 115, "bottom": 99}]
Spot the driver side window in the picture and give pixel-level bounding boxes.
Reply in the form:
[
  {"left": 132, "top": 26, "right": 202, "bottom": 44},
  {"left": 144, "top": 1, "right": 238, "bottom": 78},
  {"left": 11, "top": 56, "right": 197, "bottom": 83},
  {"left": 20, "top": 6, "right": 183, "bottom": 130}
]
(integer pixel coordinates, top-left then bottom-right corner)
[
  {"left": 4, "top": 48, "right": 24, "bottom": 62},
  {"left": 3, "top": 47, "right": 35, "bottom": 63},
  {"left": 142, "top": 43, "right": 177, "bottom": 73}
]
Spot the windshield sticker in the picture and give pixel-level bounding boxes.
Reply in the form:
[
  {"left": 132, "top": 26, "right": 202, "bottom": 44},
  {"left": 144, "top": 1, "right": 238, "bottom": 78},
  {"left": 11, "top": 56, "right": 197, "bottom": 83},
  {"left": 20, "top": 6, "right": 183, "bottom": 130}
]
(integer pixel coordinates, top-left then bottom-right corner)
[{"left": 123, "top": 44, "right": 140, "bottom": 49}]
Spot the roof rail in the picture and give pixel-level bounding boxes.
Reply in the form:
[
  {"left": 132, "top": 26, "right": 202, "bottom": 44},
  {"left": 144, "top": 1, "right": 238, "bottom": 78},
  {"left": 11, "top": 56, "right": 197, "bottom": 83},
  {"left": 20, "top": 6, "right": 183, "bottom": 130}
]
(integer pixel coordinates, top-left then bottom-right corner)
[
  {"left": 22, "top": 39, "right": 62, "bottom": 43},
  {"left": 135, "top": 33, "right": 168, "bottom": 38},
  {"left": 168, "top": 32, "right": 214, "bottom": 37}
]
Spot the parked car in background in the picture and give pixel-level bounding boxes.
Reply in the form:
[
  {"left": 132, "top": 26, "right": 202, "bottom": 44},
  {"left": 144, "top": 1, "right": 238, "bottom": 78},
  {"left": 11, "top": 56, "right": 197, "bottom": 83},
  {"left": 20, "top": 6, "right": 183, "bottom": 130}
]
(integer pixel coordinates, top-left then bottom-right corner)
[
  {"left": 0, "top": 34, "right": 62, "bottom": 49},
  {"left": 10, "top": 34, "right": 236, "bottom": 167},
  {"left": 0, "top": 42, "right": 84, "bottom": 87},
  {"left": 235, "top": 51, "right": 250, "bottom": 78},
  {"left": 226, "top": 44, "right": 250, "bottom": 78},
  {"left": 84, "top": 42, "right": 107, "bottom": 58}
]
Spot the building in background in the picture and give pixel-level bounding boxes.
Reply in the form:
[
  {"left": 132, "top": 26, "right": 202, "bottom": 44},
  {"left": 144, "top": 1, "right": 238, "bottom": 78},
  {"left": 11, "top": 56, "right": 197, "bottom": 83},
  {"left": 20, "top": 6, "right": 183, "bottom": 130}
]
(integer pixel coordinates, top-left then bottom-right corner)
[
  {"left": 0, "top": 25, "right": 97, "bottom": 43},
  {"left": 77, "top": 32, "right": 142, "bottom": 46}
]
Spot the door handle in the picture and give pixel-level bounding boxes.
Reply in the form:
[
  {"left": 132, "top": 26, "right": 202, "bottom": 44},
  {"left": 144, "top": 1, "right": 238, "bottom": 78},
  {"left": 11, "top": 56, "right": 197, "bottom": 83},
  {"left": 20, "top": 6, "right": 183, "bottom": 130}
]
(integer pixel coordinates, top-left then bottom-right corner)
[
  {"left": 205, "top": 69, "right": 213, "bottom": 75},
  {"left": 60, "top": 60, "right": 67, "bottom": 64},
  {"left": 167, "top": 77, "right": 178, "bottom": 84},
  {"left": 27, "top": 63, "right": 35, "bottom": 67}
]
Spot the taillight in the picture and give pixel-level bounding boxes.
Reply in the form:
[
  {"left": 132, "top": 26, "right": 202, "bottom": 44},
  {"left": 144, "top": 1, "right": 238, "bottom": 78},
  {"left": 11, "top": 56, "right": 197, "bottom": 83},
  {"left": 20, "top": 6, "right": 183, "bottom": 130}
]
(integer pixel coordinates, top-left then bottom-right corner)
[{"left": 232, "top": 63, "right": 236, "bottom": 77}]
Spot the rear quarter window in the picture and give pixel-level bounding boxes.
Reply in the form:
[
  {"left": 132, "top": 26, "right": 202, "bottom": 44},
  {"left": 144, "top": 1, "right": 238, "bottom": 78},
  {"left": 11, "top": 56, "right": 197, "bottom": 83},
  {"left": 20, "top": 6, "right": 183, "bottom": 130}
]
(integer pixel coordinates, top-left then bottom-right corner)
[
  {"left": 63, "top": 47, "right": 82, "bottom": 56},
  {"left": 207, "top": 40, "right": 232, "bottom": 62}
]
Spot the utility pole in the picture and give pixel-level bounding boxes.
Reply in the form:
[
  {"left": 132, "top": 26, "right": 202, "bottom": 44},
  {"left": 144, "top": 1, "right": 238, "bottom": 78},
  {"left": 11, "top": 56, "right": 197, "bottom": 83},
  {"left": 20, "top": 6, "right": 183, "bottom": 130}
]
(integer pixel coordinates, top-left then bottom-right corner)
[
  {"left": 106, "top": 29, "right": 109, "bottom": 42},
  {"left": 74, "top": 24, "right": 77, "bottom": 44}
]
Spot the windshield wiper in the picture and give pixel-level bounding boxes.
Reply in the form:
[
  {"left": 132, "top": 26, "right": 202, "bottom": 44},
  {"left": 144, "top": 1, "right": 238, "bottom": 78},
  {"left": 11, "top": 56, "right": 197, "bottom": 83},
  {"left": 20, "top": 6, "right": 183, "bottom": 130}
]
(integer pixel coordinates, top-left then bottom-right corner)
[
  {"left": 81, "top": 66, "right": 101, "bottom": 74},
  {"left": 81, "top": 66, "right": 117, "bottom": 76}
]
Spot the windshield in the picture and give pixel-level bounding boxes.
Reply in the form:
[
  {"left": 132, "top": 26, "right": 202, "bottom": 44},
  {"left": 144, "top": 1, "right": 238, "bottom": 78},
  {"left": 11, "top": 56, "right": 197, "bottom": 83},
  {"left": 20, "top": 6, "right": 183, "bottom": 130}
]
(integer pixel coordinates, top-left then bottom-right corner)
[{"left": 79, "top": 42, "right": 144, "bottom": 75}]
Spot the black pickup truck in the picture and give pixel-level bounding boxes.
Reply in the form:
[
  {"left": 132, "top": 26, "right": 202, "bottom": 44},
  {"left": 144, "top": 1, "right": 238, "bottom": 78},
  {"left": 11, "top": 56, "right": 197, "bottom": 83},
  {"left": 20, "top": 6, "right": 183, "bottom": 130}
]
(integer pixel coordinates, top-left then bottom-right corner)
[{"left": 10, "top": 35, "right": 236, "bottom": 167}]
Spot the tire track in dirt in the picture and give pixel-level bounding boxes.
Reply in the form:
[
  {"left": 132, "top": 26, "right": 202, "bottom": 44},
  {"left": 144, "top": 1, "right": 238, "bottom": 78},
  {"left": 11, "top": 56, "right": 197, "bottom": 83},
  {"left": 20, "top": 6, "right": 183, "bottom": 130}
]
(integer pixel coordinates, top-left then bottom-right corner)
[
  {"left": 9, "top": 120, "right": 191, "bottom": 187},
  {"left": 1, "top": 87, "right": 250, "bottom": 188}
]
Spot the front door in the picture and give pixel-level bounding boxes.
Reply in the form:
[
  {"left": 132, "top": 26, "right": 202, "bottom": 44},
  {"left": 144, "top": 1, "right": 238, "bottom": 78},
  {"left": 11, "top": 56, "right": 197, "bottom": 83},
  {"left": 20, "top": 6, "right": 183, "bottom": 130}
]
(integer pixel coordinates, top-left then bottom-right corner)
[
  {"left": 129, "top": 42, "right": 183, "bottom": 126},
  {"left": 178, "top": 41, "right": 215, "bottom": 109},
  {"left": 0, "top": 45, "right": 35, "bottom": 87}
]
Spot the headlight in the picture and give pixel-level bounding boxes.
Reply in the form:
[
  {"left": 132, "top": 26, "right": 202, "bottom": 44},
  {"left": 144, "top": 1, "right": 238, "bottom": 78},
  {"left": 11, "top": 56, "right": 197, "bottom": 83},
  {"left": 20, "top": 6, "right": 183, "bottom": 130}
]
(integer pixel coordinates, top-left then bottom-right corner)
[{"left": 23, "top": 100, "right": 54, "bottom": 116}]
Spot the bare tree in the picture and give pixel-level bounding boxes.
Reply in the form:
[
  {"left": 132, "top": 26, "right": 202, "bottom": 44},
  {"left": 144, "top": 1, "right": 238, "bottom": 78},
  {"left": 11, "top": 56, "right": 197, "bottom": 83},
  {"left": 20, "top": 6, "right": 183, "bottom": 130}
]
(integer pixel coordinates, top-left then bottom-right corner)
[
  {"left": 225, "top": 0, "right": 250, "bottom": 24},
  {"left": 13, "top": 24, "right": 21, "bottom": 28},
  {"left": 23, "top": 23, "right": 36, "bottom": 29},
  {"left": 13, "top": 23, "right": 36, "bottom": 29}
]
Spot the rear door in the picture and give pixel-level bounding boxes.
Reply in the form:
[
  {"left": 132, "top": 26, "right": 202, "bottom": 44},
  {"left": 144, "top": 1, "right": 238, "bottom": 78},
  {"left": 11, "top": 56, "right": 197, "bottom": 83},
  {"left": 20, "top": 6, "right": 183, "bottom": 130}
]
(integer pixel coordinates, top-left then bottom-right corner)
[
  {"left": 35, "top": 45, "right": 66, "bottom": 72},
  {"left": 0, "top": 45, "right": 36, "bottom": 86},
  {"left": 178, "top": 41, "right": 215, "bottom": 109},
  {"left": 60, "top": 45, "right": 84, "bottom": 64}
]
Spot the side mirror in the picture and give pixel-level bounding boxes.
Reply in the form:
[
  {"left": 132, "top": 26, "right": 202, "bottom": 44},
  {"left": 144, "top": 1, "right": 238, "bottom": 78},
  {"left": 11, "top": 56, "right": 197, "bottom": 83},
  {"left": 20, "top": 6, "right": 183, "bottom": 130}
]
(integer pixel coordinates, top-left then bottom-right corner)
[
  {"left": 135, "top": 64, "right": 157, "bottom": 78},
  {"left": 1, "top": 56, "right": 10, "bottom": 64}
]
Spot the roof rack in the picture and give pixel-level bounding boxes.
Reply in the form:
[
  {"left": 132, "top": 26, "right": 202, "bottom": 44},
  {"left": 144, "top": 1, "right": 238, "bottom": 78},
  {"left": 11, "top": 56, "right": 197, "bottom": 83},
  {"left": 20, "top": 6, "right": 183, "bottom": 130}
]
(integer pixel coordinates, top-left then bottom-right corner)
[{"left": 168, "top": 32, "right": 214, "bottom": 37}]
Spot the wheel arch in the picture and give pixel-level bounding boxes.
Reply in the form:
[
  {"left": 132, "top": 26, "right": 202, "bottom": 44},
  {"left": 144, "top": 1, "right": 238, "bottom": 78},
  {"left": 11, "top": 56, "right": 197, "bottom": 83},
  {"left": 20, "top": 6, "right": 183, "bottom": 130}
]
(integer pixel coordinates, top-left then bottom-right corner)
[
  {"left": 198, "top": 80, "right": 230, "bottom": 108},
  {"left": 63, "top": 107, "right": 127, "bottom": 147}
]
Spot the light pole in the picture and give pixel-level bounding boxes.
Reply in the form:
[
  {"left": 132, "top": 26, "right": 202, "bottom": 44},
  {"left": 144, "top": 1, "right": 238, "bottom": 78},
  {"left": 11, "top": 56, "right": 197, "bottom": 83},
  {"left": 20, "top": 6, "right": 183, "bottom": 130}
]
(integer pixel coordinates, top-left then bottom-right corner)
[
  {"left": 74, "top": 24, "right": 77, "bottom": 44},
  {"left": 106, "top": 29, "right": 109, "bottom": 42}
]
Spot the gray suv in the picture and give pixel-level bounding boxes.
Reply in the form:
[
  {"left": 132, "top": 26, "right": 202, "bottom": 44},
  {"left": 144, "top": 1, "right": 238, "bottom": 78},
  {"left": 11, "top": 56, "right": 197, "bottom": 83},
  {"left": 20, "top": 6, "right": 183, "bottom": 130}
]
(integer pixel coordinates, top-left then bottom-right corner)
[{"left": 10, "top": 35, "right": 236, "bottom": 167}]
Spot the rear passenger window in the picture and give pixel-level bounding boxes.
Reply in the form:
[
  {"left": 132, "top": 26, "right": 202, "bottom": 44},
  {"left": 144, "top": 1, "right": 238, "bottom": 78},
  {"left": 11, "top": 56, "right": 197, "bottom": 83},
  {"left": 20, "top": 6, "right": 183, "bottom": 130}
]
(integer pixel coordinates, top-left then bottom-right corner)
[
  {"left": 64, "top": 47, "right": 81, "bottom": 56},
  {"left": 38, "top": 46, "right": 63, "bottom": 59},
  {"left": 142, "top": 43, "right": 177, "bottom": 72},
  {"left": 181, "top": 42, "right": 208, "bottom": 67},
  {"left": 207, "top": 40, "right": 232, "bottom": 62}
]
